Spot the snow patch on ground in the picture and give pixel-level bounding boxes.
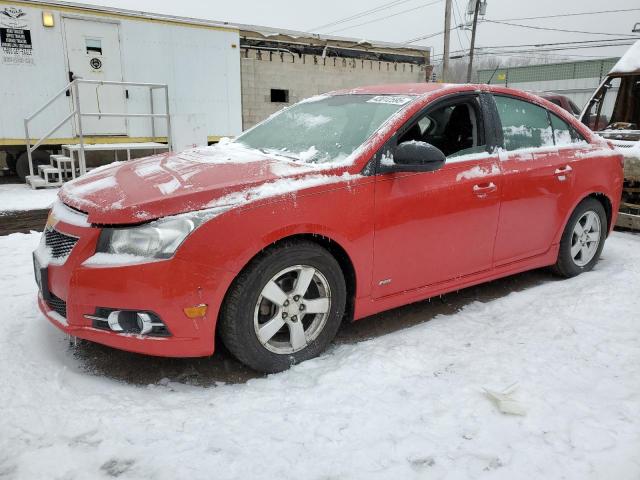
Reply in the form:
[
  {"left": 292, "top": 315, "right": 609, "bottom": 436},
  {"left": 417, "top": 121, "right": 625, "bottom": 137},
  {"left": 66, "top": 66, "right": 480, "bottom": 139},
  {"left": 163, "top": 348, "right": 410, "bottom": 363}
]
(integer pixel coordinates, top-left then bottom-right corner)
[
  {"left": 1, "top": 231, "right": 639, "bottom": 479},
  {"left": 0, "top": 184, "right": 58, "bottom": 212}
]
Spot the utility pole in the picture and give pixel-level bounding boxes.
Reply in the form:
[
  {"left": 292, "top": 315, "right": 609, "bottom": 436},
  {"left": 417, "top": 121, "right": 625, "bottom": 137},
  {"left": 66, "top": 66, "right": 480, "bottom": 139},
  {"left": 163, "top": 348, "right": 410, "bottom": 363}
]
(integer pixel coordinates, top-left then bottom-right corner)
[
  {"left": 466, "top": 0, "right": 481, "bottom": 83},
  {"left": 442, "top": 0, "right": 452, "bottom": 82}
]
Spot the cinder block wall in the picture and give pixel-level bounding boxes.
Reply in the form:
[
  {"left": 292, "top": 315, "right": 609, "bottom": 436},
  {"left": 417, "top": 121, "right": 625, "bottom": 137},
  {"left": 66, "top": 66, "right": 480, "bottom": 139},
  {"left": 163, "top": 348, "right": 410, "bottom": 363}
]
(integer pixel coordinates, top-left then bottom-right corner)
[{"left": 241, "top": 49, "right": 430, "bottom": 129}]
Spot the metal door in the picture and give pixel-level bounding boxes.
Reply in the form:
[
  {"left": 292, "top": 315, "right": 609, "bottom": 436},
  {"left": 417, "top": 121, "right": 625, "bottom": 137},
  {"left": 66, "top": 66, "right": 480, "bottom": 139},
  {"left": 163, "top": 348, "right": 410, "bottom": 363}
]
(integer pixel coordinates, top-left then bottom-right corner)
[{"left": 63, "top": 17, "right": 126, "bottom": 135}]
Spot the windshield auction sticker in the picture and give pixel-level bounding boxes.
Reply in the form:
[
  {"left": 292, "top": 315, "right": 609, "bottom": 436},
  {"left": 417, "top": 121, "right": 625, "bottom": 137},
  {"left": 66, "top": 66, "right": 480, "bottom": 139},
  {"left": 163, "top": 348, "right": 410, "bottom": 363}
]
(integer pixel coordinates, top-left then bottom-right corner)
[
  {"left": 1, "top": 6, "right": 34, "bottom": 66},
  {"left": 367, "top": 96, "right": 413, "bottom": 105}
]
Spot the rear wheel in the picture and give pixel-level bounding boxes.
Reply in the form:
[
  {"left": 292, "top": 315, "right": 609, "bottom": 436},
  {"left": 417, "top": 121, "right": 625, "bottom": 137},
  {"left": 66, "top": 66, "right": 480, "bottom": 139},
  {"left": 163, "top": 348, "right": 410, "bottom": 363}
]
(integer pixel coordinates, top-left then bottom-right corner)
[
  {"left": 5, "top": 151, "right": 18, "bottom": 173},
  {"left": 552, "top": 198, "right": 607, "bottom": 278},
  {"left": 15, "top": 150, "right": 51, "bottom": 181},
  {"left": 219, "top": 241, "right": 346, "bottom": 373}
]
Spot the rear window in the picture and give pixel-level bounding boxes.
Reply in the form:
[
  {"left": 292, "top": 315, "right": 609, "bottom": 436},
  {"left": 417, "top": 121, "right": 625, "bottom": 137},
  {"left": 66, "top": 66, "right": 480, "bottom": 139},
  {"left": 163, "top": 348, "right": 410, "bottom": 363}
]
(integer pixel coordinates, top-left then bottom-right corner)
[
  {"left": 494, "top": 96, "right": 554, "bottom": 151},
  {"left": 549, "top": 113, "right": 586, "bottom": 145}
]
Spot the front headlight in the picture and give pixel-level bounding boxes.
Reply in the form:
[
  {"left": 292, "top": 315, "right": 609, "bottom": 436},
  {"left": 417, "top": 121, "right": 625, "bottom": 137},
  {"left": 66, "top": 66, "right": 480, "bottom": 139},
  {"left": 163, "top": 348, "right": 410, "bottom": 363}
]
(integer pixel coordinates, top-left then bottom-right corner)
[
  {"left": 95, "top": 206, "right": 230, "bottom": 264},
  {"left": 97, "top": 216, "right": 201, "bottom": 259}
]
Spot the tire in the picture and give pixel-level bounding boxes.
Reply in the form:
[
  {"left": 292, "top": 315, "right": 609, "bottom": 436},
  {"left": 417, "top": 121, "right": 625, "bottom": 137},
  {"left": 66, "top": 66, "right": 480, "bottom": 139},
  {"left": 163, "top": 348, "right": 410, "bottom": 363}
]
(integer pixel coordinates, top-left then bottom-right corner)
[
  {"left": 219, "top": 240, "right": 347, "bottom": 373},
  {"left": 15, "top": 150, "right": 51, "bottom": 181},
  {"left": 5, "top": 151, "right": 18, "bottom": 173},
  {"left": 552, "top": 197, "right": 607, "bottom": 278}
]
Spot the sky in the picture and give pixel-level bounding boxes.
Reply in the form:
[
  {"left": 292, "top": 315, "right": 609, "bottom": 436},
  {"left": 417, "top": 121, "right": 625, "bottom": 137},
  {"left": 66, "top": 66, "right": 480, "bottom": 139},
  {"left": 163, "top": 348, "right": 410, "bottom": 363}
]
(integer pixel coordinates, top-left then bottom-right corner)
[{"left": 77, "top": 0, "right": 640, "bottom": 64}]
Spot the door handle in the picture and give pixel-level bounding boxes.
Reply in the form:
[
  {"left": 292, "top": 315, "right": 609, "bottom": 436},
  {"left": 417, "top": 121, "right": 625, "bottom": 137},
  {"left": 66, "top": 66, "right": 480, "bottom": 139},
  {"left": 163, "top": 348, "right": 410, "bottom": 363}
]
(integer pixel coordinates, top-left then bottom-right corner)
[
  {"left": 472, "top": 182, "right": 497, "bottom": 197},
  {"left": 554, "top": 165, "right": 572, "bottom": 181},
  {"left": 554, "top": 165, "right": 573, "bottom": 175}
]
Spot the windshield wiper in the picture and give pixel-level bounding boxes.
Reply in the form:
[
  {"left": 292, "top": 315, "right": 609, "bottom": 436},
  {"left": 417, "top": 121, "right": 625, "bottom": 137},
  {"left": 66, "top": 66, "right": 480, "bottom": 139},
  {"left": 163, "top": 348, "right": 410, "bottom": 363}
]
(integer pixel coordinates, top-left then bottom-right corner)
[{"left": 259, "top": 148, "right": 299, "bottom": 161}]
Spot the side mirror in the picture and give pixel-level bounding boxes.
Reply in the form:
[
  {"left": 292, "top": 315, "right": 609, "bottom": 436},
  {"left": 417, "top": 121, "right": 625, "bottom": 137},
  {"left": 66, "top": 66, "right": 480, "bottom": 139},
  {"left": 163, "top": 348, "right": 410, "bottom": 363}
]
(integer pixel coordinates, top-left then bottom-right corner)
[{"left": 381, "top": 141, "right": 446, "bottom": 173}]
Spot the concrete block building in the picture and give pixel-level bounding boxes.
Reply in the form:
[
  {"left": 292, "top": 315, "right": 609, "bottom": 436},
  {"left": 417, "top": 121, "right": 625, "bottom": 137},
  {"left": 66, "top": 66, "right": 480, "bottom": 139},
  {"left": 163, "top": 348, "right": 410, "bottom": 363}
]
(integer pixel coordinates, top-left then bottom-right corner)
[{"left": 238, "top": 26, "right": 432, "bottom": 128}]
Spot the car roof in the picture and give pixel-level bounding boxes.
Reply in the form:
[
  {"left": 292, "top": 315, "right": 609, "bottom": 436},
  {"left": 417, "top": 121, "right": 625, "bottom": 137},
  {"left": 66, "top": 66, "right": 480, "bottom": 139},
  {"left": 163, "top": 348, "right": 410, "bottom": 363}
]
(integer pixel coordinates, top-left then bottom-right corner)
[{"left": 329, "top": 83, "right": 544, "bottom": 99}]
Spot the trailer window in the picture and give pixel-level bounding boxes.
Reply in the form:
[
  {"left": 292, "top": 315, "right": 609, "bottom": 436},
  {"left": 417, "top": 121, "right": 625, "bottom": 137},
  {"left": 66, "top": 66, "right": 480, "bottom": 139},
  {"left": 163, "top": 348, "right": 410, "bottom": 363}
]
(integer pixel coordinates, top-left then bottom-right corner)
[{"left": 85, "top": 38, "right": 102, "bottom": 55}]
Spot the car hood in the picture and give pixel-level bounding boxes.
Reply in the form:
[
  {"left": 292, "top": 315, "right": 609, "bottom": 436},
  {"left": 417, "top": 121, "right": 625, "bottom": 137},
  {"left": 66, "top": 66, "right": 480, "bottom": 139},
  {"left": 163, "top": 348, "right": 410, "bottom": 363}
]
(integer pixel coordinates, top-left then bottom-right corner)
[{"left": 59, "top": 144, "right": 354, "bottom": 225}]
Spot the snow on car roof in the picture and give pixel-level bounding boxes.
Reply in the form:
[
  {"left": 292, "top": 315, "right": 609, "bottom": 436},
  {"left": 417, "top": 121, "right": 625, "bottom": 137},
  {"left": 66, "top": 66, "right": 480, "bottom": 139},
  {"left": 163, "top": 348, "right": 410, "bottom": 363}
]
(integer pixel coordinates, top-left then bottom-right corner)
[{"left": 609, "top": 40, "right": 640, "bottom": 75}]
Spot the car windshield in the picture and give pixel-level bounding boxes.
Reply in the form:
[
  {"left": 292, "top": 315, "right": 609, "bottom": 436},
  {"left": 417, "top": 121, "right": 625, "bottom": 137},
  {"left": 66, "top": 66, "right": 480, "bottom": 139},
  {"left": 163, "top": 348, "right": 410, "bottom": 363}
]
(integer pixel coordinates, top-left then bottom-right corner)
[{"left": 234, "top": 94, "right": 415, "bottom": 164}]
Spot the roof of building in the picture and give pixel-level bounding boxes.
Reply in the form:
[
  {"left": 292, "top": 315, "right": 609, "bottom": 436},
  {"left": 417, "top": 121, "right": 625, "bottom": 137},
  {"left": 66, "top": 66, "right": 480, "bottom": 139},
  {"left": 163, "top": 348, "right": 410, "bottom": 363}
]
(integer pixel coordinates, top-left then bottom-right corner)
[{"left": 17, "top": 0, "right": 430, "bottom": 59}]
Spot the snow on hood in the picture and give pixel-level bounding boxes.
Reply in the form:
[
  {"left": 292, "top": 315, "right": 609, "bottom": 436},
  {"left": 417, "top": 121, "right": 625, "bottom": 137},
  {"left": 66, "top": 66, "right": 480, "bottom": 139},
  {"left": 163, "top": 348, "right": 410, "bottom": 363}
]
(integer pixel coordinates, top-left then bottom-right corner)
[
  {"left": 58, "top": 141, "right": 358, "bottom": 225},
  {"left": 609, "top": 40, "right": 640, "bottom": 75}
]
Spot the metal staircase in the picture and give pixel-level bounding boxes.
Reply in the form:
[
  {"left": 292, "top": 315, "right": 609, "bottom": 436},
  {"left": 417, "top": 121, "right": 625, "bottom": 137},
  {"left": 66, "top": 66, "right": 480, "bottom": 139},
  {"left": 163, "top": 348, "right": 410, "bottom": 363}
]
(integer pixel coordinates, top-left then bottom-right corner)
[
  {"left": 31, "top": 153, "right": 73, "bottom": 188},
  {"left": 24, "top": 78, "right": 172, "bottom": 189}
]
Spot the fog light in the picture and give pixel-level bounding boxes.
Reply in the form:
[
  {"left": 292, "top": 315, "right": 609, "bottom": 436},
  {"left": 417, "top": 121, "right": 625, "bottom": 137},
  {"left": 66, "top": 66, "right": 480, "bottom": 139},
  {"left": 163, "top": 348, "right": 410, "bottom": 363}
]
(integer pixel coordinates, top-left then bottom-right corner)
[
  {"left": 183, "top": 304, "right": 208, "bottom": 318},
  {"left": 85, "top": 309, "right": 170, "bottom": 336}
]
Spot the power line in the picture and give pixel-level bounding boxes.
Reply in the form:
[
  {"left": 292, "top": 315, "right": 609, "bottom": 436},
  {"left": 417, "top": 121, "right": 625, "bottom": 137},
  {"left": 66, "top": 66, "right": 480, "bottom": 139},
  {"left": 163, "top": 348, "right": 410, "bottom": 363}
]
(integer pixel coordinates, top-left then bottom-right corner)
[
  {"left": 483, "top": 19, "right": 640, "bottom": 38},
  {"left": 490, "top": 8, "right": 640, "bottom": 23},
  {"left": 486, "top": 38, "right": 638, "bottom": 49},
  {"left": 405, "top": 28, "right": 448, "bottom": 44},
  {"left": 324, "top": 0, "right": 442, "bottom": 35},
  {"left": 430, "top": 41, "right": 635, "bottom": 60},
  {"left": 445, "top": 37, "right": 638, "bottom": 52},
  {"left": 406, "top": 10, "right": 640, "bottom": 46},
  {"left": 432, "top": 50, "right": 617, "bottom": 64},
  {"left": 453, "top": 0, "right": 470, "bottom": 43},
  {"left": 309, "top": 0, "right": 415, "bottom": 32},
  {"left": 451, "top": 0, "right": 466, "bottom": 50}
]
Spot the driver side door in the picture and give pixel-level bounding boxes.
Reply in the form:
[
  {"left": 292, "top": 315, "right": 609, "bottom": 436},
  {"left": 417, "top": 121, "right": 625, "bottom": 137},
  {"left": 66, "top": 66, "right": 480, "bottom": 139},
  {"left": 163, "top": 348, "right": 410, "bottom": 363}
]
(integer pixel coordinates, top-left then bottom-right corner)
[{"left": 371, "top": 93, "right": 502, "bottom": 299}]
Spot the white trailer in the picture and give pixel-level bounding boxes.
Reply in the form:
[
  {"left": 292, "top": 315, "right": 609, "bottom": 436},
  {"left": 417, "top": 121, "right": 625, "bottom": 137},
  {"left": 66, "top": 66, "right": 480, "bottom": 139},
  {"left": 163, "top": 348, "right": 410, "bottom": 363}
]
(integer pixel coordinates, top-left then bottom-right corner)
[{"left": 0, "top": 0, "right": 242, "bottom": 184}]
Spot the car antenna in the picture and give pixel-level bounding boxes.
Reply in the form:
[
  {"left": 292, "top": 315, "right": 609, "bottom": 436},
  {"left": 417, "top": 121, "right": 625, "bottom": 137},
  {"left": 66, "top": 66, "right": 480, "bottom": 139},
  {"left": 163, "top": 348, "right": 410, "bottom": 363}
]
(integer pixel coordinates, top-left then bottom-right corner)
[{"left": 486, "top": 64, "right": 501, "bottom": 85}]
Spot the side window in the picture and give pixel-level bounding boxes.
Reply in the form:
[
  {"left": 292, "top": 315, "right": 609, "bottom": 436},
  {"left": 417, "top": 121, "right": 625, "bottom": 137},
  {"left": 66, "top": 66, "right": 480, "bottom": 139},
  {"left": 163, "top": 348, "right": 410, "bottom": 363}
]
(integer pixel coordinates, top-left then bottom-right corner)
[
  {"left": 397, "top": 99, "right": 486, "bottom": 158},
  {"left": 494, "top": 96, "right": 554, "bottom": 151},
  {"left": 549, "top": 113, "right": 586, "bottom": 146},
  {"left": 549, "top": 113, "right": 572, "bottom": 146}
]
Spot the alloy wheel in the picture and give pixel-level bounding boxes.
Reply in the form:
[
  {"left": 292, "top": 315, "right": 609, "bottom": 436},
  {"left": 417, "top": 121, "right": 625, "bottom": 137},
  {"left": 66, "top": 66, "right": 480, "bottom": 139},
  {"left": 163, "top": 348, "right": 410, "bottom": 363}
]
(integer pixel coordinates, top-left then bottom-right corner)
[
  {"left": 570, "top": 210, "right": 601, "bottom": 267},
  {"left": 253, "top": 265, "right": 332, "bottom": 354}
]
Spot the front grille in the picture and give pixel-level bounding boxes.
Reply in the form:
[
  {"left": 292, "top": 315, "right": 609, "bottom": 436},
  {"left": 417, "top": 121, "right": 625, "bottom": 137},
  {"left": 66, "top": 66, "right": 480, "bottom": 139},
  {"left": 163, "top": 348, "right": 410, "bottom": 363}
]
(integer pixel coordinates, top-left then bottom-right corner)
[
  {"left": 47, "top": 294, "right": 67, "bottom": 318},
  {"left": 45, "top": 228, "right": 78, "bottom": 259}
]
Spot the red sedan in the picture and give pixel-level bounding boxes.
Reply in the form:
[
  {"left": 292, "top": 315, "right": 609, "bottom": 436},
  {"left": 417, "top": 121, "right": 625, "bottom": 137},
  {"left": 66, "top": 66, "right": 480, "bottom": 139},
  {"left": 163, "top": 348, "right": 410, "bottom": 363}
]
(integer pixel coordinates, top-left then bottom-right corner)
[{"left": 34, "top": 83, "right": 623, "bottom": 373}]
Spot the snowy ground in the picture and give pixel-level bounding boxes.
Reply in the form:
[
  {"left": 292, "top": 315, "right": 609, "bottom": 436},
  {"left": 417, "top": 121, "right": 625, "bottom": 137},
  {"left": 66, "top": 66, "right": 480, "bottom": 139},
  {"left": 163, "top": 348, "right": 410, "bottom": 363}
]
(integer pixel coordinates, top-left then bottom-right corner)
[
  {"left": 0, "top": 183, "right": 58, "bottom": 212},
  {"left": 1, "top": 231, "right": 639, "bottom": 480}
]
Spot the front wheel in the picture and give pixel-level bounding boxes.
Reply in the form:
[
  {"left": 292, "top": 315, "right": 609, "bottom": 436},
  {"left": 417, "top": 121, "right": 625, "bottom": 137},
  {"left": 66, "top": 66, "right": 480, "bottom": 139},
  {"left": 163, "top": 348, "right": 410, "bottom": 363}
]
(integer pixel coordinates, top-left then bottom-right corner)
[
  {"left": 219, "top": 241, "right": 346, "bottom": 373},
  {"left": 552, "top": 198, "right": 607, "bottom": 278}
]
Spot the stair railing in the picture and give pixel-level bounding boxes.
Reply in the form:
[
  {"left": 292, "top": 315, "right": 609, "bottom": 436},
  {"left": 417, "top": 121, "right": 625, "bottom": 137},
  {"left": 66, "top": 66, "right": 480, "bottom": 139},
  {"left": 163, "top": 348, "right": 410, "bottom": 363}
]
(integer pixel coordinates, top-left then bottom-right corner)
[{"left": 24, "top": 78, "right": 172, "bottom": 179}]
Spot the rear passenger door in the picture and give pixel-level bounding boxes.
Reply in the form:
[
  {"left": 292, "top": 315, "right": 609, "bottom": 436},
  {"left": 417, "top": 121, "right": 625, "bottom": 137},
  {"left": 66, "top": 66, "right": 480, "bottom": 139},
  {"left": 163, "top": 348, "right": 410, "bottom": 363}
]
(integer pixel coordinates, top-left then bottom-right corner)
[{"left": 491, "top": 95, "right": 583, "bottom": 265}]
